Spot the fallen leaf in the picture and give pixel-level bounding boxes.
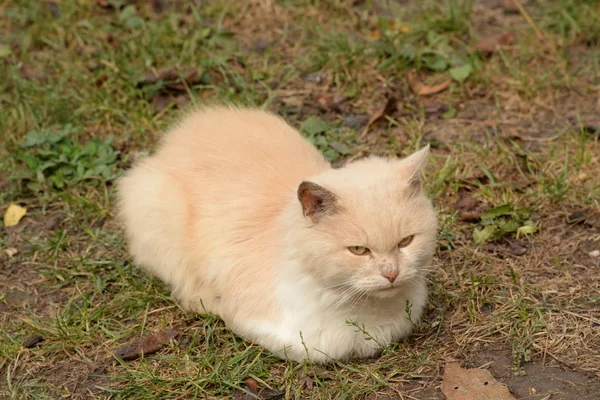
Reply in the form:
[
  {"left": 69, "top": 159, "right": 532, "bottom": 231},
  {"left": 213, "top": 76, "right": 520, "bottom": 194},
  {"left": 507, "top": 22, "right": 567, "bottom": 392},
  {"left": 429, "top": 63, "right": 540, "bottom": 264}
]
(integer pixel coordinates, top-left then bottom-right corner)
[
  {"left": 95, "top": 75, "right": 108, "bottom": 87},
  {"left": 153, "top": 94, "right": 190, "bottom": 114},
  {"left": 566, "top": 210, "right": 587, "bottom": 224},
  {"left": 454, "top": 194, "right": 483, "bottom": 222},
  {"left": 19, "top": 64, "right": 46, "bottom": 82},
  {"left": 114, "top": 329, "right": 178, "bottom": 361},
  {"left": 4, "top": 203, "right": 27, "bottom": 227},
  {"left": 95, "top": 0, "right": 111, "bottom": 8},
  {"left": 23, "top": 334, "right": 44, "bottom": 348},
  {"left": 343, "top": 115, "right": 368, "bottom": 129},
  {"left": 506, "top": 240, "right": 529, "bottom": 256},
  {"left": 245, "top": 378, "right": 259, "bottom": 392},
  {"left": 359, "top": 96, "right": 397, "bottom": 138},
  {"left": 4, "top": 248, "right": 18, "bottom": 257},
  {"left": 231, "top": 378, "right": 285, "bottom": 400},
  {"left": 475, "top": 32, "right": 516, "bottom": 56},
  {"left": 501, "top": 0, "right": 521, "bottom": 13},
  {"left": 441, "top": 361, "right": 516, "bottom": 400},
  {"left": 139, "top": 66, "right": 203, "bottom": 90},
  {"left": 424, "top": 102, "right": 450, "bottom": 117},
  {"left": 407, "top": 72, "right": 451, "bottom": 96},
  {"left": 314, "top": 93, "right": 347, "bottom": 113}
]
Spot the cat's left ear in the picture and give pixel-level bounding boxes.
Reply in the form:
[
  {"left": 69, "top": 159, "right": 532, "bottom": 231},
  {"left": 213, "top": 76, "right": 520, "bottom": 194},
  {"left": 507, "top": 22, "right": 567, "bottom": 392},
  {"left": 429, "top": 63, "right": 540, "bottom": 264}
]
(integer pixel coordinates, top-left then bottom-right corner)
[
  {"left": 297, "top": 181, "right": 338, "bottom": 223},
  {"left": 399, "top": 145, "right": 430, "bottom": 195}
]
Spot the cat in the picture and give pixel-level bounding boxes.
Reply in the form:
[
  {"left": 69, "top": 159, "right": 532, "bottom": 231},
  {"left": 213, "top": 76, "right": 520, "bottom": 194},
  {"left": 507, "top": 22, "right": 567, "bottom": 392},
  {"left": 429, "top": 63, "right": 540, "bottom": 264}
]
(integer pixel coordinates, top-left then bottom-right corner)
[{"left": 117, "top": 106, "right": 438, "bottom": 363}]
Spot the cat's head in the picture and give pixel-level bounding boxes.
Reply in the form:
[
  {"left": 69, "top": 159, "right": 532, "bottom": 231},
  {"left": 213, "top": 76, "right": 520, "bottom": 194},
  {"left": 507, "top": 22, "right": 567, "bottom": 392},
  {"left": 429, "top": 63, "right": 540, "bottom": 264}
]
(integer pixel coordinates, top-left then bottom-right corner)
[{"left": 292, "top": 146, "right": 438, "bottom": 302}]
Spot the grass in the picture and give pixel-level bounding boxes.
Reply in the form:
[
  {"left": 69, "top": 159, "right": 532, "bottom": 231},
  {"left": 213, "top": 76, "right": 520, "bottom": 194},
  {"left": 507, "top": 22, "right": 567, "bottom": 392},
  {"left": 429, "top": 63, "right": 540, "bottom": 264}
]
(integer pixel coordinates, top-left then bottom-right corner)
[{"left": 1, "top": 0, "right": 600, "bottom": 399}]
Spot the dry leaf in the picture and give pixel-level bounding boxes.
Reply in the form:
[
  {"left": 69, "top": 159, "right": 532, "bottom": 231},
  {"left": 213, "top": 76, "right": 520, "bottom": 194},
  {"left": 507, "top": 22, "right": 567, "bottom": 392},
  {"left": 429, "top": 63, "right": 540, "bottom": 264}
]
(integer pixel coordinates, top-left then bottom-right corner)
[
  {"left": 314, "top": 93, "right": 347, "bottom": 113},
  {"left": 22, "top": 334, "right": 44, "bottom": 348},
  {"left": 475, "top": 32, "right": 516, "bottom": 56},
  {"left": 359, "top": 96, "right": 398, "bottom": 138},
  {"left": 4, "top": 203, "right": 27, "bottom": 227},
  {"left": 114, "top": 329, "right": 178, "bottom": 361},
  {"left": 441, "top": 361, "right": 516, "bottom": 400},
  {"left": 454, "top": 194, "right": 483, "bottom": 222},
  {"left": 501, "top": 0, "right": 521, "bottom": 13},
  {"left": 231, "top": 378, "right": 285, "bottom": 400},
  {"left": 424, "top": 102, "right": 450, "bottom": 116},
  {"left": 407, "top": 73, "right": 451, "bottom": 96},
  {"left": 4, "top": 248, "right": 18, "bottom": 257},
  {"left": 142, "top": 66, "right": 198, "bottom": 83},
  {"left": 139, "top": 66, "right": 203, "bottom": 90},
  {"left": 153, "top": 95, "right": 190, "bottom": 114}
]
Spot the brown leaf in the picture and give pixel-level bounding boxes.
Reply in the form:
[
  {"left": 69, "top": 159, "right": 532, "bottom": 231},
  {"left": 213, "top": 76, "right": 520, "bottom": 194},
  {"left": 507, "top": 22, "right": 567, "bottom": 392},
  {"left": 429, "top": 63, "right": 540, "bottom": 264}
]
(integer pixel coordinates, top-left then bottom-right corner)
[
  {"left": 19, "top": 64, "right": 45, "bottom": 82},
  {"left": 408, "top": 72, "right": 451, "bottom": 96},
  {"left": 95, "top": 0, "right": 111, "bottom": 8},
  {"left": 359, "top": 96, "right": 398, "bottom": 138},
  {"left": 566, "top": 210, "right": 587, "bottom": 224},
  {"left": 314, "top": 93, "right": 347, "bottom": 113},
  {"left": 475, "top": 32, "right": 516, "bottom": 56},
  {"left": 231, "top": 379, "right": 285, "bottom": 400},
  {"left": 114, "top": 329, "right": 178, "bottom": 361},
  {"left": 506, "top": 240, "right": 530, "bottom": 256},
  {"left": 152, "top": 94, "right": 190, "bottom": 114},
  {"left": 95, "top": 75, "right": 108, "bottom": 87},
  {"left": 424, "top": 102, "right": 450, "bottom": 117},
  {"left": 501, "top": 0, "right": 520, "bottom": 13},
  {"left": 139, "top": 66, "right": 202, "bottom": 90},
  {"left": 23, "top": 334, "right": 44, "bottom": 348},
  {"left": 245, "top": 378, "right": 259, "bottom": 392},
  {"left": 441, "top": 361, "right": 516, "bottom": 400},
  {"left": 454, "top": 194, "right": 482, "bottom": 222}
]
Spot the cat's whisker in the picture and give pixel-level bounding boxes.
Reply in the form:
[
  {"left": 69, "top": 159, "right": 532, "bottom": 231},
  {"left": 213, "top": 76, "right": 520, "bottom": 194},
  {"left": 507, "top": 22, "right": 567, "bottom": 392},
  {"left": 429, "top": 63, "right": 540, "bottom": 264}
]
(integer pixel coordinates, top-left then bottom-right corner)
[
  {"left": 314, "top": 279, "right": 360, "bottom": 293},
  {"left": 328, "top": 285, "right": 357, "bottom": 309}
]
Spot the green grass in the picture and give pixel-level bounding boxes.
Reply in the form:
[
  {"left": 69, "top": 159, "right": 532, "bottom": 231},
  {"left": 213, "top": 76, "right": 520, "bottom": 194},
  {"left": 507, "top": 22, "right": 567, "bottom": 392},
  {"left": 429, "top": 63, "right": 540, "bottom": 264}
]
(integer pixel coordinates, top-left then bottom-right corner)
[{"left": 1, "top": 0, "right": 600, "bottom": 399}]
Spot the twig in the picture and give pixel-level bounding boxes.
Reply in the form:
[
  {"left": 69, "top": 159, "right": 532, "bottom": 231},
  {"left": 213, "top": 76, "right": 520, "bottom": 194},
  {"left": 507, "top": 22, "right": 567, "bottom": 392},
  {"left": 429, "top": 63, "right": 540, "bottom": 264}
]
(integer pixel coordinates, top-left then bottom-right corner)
[{"left": 512, "top": 0, "right": 544, "bottom": 42}]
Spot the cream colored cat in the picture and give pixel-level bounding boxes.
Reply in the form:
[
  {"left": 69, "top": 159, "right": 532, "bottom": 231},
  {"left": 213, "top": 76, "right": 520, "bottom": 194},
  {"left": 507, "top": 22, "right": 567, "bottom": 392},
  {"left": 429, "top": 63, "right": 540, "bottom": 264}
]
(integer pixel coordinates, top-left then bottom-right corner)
[{"left": 117, "top": 106, "right": 438, "bottom": 363}]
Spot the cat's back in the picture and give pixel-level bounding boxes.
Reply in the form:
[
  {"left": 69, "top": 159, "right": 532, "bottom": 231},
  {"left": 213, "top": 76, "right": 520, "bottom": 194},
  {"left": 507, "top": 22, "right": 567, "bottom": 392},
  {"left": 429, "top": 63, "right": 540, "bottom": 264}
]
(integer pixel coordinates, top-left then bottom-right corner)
[{"left": 153, "top": 107, "right": 330, "bottom": 187}]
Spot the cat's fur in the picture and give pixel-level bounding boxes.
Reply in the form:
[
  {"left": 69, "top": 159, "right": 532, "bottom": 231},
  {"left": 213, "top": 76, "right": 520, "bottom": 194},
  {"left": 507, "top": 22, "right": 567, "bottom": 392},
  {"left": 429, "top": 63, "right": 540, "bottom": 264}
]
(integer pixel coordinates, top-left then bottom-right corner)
[{"left": 117, "top": 107, "right": 438, "bottom": 363}]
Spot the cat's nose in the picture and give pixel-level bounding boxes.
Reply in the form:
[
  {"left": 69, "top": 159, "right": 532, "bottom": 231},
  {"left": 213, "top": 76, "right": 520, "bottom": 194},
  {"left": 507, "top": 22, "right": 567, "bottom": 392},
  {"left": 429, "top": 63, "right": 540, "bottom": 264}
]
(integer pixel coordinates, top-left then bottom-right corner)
[{"left": 381, "top": 271, "right": 398, "bottom": 283}]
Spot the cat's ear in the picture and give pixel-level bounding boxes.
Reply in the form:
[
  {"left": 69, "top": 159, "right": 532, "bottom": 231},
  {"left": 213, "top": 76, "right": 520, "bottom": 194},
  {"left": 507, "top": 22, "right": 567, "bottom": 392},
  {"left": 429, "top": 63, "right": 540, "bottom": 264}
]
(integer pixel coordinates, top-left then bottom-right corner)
[
  {"left": 297, "top": 181, "right": 338, "bottom": 223},
  {"left": 400, "top": 145, "right": 430, "bottom": 195}
]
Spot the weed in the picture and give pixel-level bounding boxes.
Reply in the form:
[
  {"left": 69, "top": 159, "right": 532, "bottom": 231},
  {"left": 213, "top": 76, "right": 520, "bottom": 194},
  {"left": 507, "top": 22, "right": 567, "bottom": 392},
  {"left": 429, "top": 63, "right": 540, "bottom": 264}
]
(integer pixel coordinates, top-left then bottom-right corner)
[{"left": 11, "top": 124, "right": 120, "bottom": 191}]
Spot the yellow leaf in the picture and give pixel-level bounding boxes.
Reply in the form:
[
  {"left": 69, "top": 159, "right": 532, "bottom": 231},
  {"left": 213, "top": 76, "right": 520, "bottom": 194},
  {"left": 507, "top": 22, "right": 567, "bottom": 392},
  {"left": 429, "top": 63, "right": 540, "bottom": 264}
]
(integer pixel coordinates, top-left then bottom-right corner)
[
  {"left": 4, "top": 248, "right": 18, "bottom": 257},
  {"left": 4, "top": 203, "right": 27, "bottom": 227}
]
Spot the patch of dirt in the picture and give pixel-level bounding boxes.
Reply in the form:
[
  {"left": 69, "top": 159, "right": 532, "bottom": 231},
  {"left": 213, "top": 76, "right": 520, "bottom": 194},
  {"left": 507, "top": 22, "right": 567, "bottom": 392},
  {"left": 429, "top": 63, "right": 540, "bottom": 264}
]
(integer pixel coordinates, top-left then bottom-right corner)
[{"left": 465, "top": 344, "right": 600, "bottom": 399}]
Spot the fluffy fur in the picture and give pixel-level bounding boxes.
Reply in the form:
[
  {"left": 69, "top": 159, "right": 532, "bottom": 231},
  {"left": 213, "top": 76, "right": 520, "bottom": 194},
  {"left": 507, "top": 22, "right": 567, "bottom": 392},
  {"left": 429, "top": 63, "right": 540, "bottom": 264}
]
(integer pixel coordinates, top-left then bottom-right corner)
[{"left": 117, "top": 107, "right": 438, "bottom": 363}]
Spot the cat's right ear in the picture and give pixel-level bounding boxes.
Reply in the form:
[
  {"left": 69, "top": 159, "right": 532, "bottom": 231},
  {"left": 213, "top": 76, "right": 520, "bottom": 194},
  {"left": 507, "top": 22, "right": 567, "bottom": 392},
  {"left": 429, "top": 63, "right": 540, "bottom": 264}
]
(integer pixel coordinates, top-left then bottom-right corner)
[{"left": 297, "top": 181, "right": 338, "bottom": 223}]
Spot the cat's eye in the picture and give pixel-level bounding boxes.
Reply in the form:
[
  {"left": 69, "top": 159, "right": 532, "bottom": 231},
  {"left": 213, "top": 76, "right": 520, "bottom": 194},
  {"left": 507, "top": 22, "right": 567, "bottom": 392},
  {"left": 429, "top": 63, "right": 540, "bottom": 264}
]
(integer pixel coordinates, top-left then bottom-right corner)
[
  {"left": 348, "top": 246, "right": 370, "bottom": 255},
  {"left": 398, "top": 235, "right": 414, "bottom": 248}
]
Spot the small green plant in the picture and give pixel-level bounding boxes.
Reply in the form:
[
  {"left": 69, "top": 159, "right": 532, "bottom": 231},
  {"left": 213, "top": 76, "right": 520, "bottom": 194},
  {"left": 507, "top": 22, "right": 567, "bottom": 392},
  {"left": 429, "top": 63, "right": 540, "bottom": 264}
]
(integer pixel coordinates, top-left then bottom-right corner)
[
  {"left": 473, "top": 203, "right": 539, "bottom": 244},
  {"left": 14, "top": 124, "right": 120, "bottom": 191},
  {"left": 299, "top": 117, "right": 351, "bottom": 161}
]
